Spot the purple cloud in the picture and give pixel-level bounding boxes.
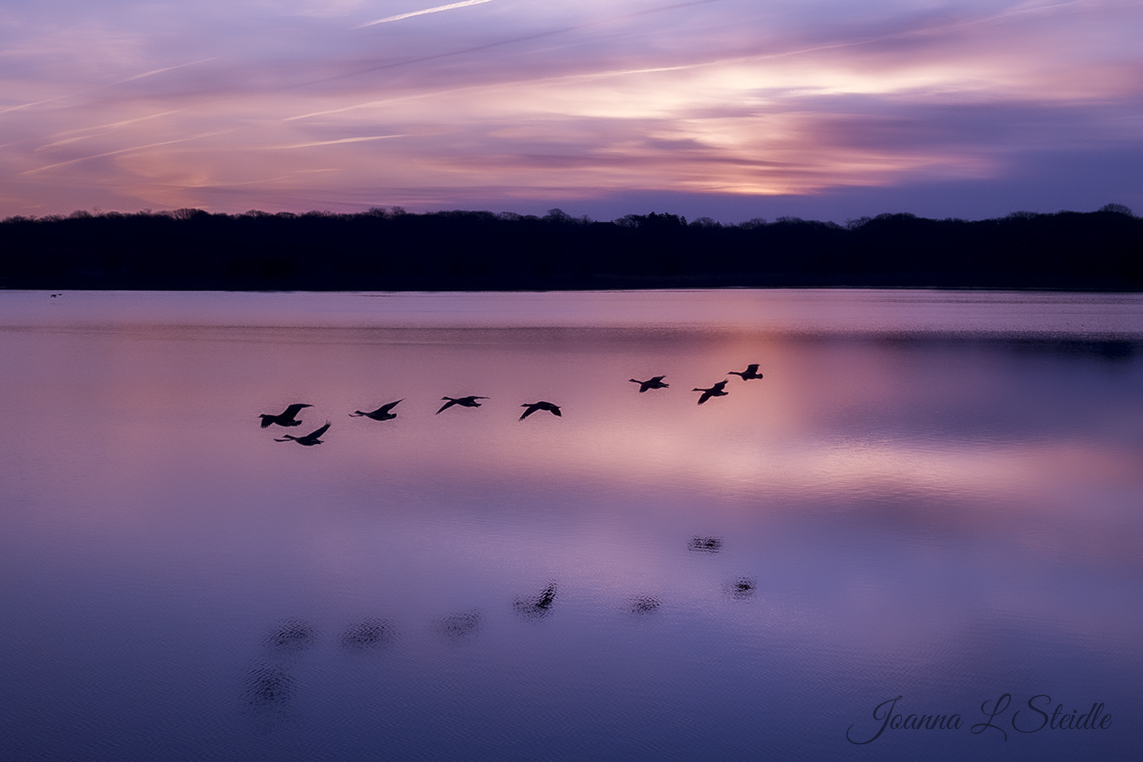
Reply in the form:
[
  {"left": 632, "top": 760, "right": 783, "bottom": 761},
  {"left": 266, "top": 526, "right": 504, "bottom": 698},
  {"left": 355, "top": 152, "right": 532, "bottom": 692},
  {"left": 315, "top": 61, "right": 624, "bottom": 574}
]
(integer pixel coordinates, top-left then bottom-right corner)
[{"left": 2, "top": 0, "right": 1140, "bottom": 217}]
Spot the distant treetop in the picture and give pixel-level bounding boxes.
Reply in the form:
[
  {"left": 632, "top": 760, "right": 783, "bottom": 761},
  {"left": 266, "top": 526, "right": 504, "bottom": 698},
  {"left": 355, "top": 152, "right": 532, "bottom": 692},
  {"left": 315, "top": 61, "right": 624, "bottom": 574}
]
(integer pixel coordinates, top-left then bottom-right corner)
[{"left": 1, "top": 205, "right": 1139, "bottom": 291}]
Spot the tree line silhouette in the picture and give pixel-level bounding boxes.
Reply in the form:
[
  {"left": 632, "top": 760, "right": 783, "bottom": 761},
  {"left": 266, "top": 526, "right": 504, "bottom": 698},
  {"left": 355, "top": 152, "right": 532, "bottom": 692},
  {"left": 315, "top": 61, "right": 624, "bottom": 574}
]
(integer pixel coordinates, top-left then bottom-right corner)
[{"left": 1, "top": 205, "right": 1139, "bottom": 290}]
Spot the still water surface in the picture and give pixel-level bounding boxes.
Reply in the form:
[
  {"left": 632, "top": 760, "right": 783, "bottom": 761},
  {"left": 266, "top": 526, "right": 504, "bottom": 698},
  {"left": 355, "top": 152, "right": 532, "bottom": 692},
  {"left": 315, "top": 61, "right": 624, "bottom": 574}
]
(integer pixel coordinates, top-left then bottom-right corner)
[{"left": 2, "top": 290, "right": 1142, "bottom": 761}]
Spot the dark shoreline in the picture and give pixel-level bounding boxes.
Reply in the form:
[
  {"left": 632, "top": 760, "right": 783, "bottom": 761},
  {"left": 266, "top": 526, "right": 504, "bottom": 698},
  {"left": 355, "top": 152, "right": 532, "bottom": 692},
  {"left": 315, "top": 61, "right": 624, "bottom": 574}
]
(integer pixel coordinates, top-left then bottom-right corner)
[{"left": 3, "top": 207, "right": 1140, "bottom": 291}]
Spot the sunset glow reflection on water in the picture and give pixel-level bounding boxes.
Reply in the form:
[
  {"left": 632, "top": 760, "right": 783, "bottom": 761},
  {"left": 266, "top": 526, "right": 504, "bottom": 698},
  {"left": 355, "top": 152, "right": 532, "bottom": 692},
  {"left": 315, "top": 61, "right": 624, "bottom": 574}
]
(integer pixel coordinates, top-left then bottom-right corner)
[{"left": 1, "top": 290, "right": 1141, "bottom": 761}]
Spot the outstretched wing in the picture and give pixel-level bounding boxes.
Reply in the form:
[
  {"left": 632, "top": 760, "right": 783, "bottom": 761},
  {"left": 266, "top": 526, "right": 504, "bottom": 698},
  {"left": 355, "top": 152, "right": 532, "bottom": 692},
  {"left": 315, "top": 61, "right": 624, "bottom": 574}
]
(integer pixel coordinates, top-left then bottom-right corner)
[
  {"left": 713, "top": 380, "right": 728, "bottom": 392},
  {"left": 307, "top": 422, "right": 331, "bottom": 439},
  {"left": 436, "top": 398, "right": 458, "bottom": 414},
  {"left": 745, "top": 364, "right": 759, "bottom": 375},
  {"left": 519, "top": 404, "right": 537, "bottom": 420},
  {"left": 283, "top": 403, "right": 312, "bottom": 418},
  {"left": 377, "top": 399, "right": 403, "bottom": 415}
]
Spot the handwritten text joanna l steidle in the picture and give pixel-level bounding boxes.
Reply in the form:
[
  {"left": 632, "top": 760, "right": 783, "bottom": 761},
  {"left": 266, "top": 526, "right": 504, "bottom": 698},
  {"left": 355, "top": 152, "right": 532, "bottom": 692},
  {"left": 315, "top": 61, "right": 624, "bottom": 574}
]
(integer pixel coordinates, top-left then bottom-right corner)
[{"left": 846, "top": 694, "right": 1111, "bottom": 744}]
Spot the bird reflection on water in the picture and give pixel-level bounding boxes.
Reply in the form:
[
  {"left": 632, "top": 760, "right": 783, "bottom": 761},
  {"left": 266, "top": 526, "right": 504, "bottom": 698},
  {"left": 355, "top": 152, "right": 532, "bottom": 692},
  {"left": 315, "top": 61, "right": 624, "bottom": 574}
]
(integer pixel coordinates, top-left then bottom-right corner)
[
  {"left": 434, "top": 610, "right": 483, "bottom": 642},
  {"left": 629, "top": 596, "right": 661, "bottom": 616},
  {"left": 688, "top": 536, "right": 723, "bottom": 553},
  {"left": 264, "top": 619, "right": 317, "bottom": 655},
  {"left": 340, "top": 618, "right": 396, "bottom": 651},
  {"left": 244, "top": 666, "right": 294, "bottom": 710},
  {"left": 726, "top": 577, "right": 757, "bottom": 600},
  {"left": 513, "top": 583, "right": 557, "bottom": 620},
  {"left": 233, "top": 529, "right": 759, "bottom": 731}
]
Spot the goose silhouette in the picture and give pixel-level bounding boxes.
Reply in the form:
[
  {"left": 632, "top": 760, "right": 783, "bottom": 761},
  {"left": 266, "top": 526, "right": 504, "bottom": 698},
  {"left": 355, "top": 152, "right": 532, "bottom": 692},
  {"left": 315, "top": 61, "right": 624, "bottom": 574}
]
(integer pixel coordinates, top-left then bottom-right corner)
[
  {"left": 629, "top": 376, "right": 669, "bottom": 393},
  {"left": 275, "top": 422, "right": 330, "bottom": 446},
  {"left": 259, "top": 403, "right": 312, "bottom": 428},
  {"left": 693, "top": 380, "right": 728, "bottom": 405},
  {"left": 350, "top": 400, "right": 402, "bottom": 421},
  {"left": 729, "top": 364, "right": 763, "bottom": 380},
  {"left": 520, "top": 401, "right": 561, "bottom": 420},
  {"left": 437, "top": 396, "right": 489, "bottom": 414}
]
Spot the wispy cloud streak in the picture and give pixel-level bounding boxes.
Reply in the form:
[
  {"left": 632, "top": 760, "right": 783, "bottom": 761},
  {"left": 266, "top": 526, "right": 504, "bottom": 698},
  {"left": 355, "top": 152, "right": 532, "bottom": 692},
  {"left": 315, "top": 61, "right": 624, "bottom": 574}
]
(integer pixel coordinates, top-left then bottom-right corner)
[{"left": 356, "top": 0, "right": 493, "bottom": 28}]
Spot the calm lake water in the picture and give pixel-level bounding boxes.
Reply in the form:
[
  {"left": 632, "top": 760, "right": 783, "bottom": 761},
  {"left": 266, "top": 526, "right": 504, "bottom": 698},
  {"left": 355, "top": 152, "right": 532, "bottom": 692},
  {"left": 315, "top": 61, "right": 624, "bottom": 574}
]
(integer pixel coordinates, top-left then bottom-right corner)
[{"left": 1, "top": 290, "right": 1142, "bottom": 761}]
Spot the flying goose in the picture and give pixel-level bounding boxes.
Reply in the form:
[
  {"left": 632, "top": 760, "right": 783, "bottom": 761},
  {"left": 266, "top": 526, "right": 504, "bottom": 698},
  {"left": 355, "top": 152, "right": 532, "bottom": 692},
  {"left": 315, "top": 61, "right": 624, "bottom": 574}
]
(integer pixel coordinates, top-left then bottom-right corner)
[
  {"left": 729, "top": 364, "right": 763, "bottom": 380},
  {"left": 259, "top": 403, "right": 312, "bottom": 428},
  {"left": 629, "top": 376, "right": 669, "bottom": 393},
  {"left": 350, "top": 399, "right": 403, "bottom": 421},
  {"left": 693, "top": 380, "right": 728, "bottom": 405},
  {"left": 436, "top": 395, "right": 489, "bottom": 414},
  {"left": 520, "top": 401, "right": 561, "bottom": 420},
  {"left": 275, "top": 422, "right": 330, "bottom": 446}
]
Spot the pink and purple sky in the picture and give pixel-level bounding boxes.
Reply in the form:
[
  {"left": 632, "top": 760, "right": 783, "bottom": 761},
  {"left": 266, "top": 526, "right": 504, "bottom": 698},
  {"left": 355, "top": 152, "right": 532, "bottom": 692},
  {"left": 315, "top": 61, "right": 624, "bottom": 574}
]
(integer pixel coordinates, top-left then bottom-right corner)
[{"left": 2, "top": 0, "right": 1140, "bottom": 222}]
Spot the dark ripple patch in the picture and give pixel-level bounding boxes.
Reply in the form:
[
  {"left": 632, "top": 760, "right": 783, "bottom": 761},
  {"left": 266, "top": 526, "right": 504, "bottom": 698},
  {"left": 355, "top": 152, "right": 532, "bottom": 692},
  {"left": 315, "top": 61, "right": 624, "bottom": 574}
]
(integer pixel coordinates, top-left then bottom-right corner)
[
  {"left": 244, "top": 666, "right": 294, "bottom": 709},
  {"left": 434, "top": 610, "right": 482, "bottom": 642},
  {"left": 688, "top": 536, "right": 723, "bottom": 553},
  {"left": 629, "top": 596, "right": 660, "bottom": 615},
  {"left": 513, "top": 583, "right": 557, "bottom": 621},
  {"left": 341, "top": 618, "right": 395, "bottom": 650},
  {"left": 264, "top": 619, "right": 317, "bottom": 655},
  {"left": 726, "top": 577, "right": 757, "bottom": 600}
]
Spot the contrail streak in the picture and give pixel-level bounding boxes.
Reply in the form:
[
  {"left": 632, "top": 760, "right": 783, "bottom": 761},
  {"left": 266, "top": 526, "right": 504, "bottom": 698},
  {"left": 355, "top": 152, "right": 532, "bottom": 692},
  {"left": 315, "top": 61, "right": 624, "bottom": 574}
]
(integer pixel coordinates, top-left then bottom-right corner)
[
  {"left": 288, "top": 0, "right": 1109, "bottom": 118},
  {"left": 267, "top": 135, "right": 405, "bottom": 149},
  {"left": 20, "top": 130, "right": 234, "bottom": 175},
  {"left": 0, "top": 58, "right": 216, "bottom": 116},
  {"left": 306, "top": 0, "right": 723, "bottom": 87},
  {"left": 114, "top": 58, "right": 218, "bottom": 84},
  {"left": 35, "top": 112, "right": 180, "bottom": 151},
  {"left": 357, "top": 0, "right": 493, "bottom": 28}
]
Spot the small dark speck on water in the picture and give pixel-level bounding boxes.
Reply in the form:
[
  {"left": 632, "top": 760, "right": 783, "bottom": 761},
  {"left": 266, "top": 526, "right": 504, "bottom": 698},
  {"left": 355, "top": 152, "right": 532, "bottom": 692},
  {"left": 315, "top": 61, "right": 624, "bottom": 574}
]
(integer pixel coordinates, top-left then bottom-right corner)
[
  {"left": 629, "top": 596, "right": 660, "bottom": 615},
  {"left": 435, "top": 610, "right": 482, "bottom": 642},
  {"left": 265, "top": 619, "right": 317, "bottom": 654},
  {"left": 727, "top": 577, "right": 757, "bottom": 600},
  {"left": 340, "top": 618, "right": 395, "bottom": 650},
  {"left": 244, "top": 666, "right": 294, "bottom": 709},
  {"left": 688, "top": 536, "right": 723, "bottom": 553},
  {"left": 514, "top": 583, "right": 557, "bottom": 620}
]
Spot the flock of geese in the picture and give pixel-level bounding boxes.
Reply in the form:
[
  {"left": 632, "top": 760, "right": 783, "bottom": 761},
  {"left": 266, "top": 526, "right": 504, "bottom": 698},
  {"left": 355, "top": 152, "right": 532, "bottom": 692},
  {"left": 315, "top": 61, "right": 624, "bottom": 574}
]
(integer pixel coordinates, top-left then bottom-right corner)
[
  {"left": 260, "top": 364, "right": 764, "bottom": 446},
  {"left": 245, "top": 363, "right": 766, "bottom": 712}
]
